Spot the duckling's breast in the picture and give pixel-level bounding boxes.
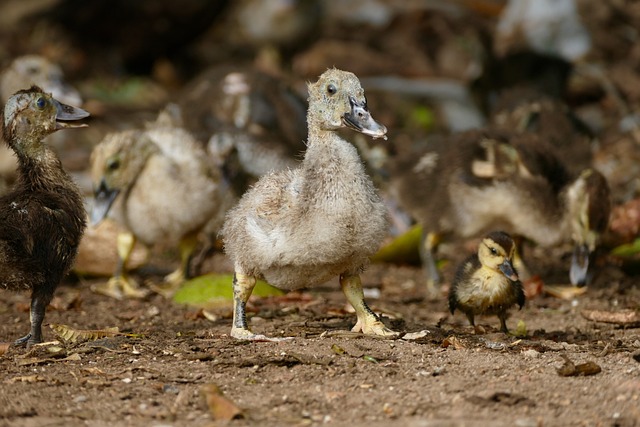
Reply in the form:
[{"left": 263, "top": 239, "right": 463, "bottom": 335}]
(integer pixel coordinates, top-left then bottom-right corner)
[{"left": 458, "top": 268, "right": 520, "bottom": 315}]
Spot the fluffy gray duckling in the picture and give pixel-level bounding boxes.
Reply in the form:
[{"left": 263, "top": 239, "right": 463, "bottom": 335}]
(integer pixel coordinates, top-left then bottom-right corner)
[
  {"left": 449, "top": 231, "right": 525, "bottom": 334},
  {"left": 0, "top": 86, "right": 88, "bottom": 346},
  {"left": 221, "top": 68, "right": 395, "bottom": 341},
  {"left": 90, "top": 109, "right": 230, "bottom": 299}
]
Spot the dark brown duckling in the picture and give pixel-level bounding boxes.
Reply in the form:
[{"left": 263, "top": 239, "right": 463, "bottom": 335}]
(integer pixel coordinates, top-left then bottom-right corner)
[
  {"left": 0, "top": 86, "right": 89, "bottom": 346},
  {"left": 449, "top": 231, "right": 525, "bottom": 334},
  {"left": 390, "top": 128, "right": 611, "bottom": 290},
  {"left": 175, "top": 65, "right": 307, "bottom": 194}
]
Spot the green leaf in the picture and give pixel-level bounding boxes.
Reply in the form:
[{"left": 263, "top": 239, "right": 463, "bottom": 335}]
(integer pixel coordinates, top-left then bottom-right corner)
[
  {"left": 611, "top": 238, "right": 640, "bottom": 257},
  {"left": 173, "top": 273, "right": 284, "bottom": 306},
  {"left": 371, "top": 224, "right": 422, "bottom": 264}
]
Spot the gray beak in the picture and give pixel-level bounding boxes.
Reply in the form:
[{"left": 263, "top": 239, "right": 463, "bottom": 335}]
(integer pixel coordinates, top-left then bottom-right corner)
[
  {"left": 498, "top": 259, "right": 519, "bottom": 282},
  {"left": 91, "top": 178, "right": 119, "bottom": 226},
  {"left": 54, "top": 98, "right": 90, "bottom": 129},
  {"left": 570, "top": 244, "right": 590, "bottom": 287},
  {"left": 343, "top": 96, "right": 387, "bottom": 140}
]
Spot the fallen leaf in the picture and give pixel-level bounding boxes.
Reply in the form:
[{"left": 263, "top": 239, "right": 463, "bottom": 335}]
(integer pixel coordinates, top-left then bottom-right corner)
[
  {"left": 17, "top": 352, "right": 81, "bottom": 366},
  {"left": 50, "top": 324, "right": 121, "bottom": 343},
  {"left": 544, "top": 285, "right": 587, "bottom": 300},
  {"left": 173, "top": 274, "right": 284, "bottom": 307},
  {"left": 5, "top": 375, "right": 45, "bottom": 384},
  {"left": 513, "top": 320, "right": 528, "bottom": 338},
  {"left": 371, "top": 224, "right": 421, "bottom": 264},
  {"left": 0, "top": 342, "right": 10, "bottom": 356},
  {"left": 556, "top": 355, "right": 602, "bottom": 377},
  {"left": 200, "top": 384, "right": 243, "bottom": 421},
  {"left": 442, "top": 336, "right": 465, "bottom": 350},
  {"left": 402, "top": 330, "right": 430, "bottom": 340},
  {"left": 581, "top": 309, "right": 640, "bottom": 326}
]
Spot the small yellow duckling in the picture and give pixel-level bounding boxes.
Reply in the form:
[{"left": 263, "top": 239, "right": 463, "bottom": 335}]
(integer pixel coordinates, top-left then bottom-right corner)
[
  {"left": 221, "top": 68, "right": 394, "bottom": 341},
  {"left": 449, "top": 231, "right": 525, "bottom": 334},
  {"left": 90, "top": 109, "right": 230, "bottom": 299}
]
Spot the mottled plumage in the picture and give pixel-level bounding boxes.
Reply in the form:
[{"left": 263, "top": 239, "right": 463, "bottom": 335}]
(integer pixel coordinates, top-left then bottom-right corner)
[
  {"left": 0, "top": 86, "right": 88, "bottom": 346},
  {"left": 390, "top": 128, "right": 610, "bottom": 288},
  {"left": 449, "top": 231, "right": 525, "bottom": 333},
  {"left": 222, "top": 68, "right": 394, "bottom": 340},
  {"left": 90, "top": 109, "right": 231, "bottom": 299}
]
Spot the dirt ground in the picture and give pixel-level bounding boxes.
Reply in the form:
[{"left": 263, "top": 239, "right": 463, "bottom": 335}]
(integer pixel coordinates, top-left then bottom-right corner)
[
  {"left": 2, "top": 1, "right": 640, "bottom": 426},
  {"left": 1, "top": 252, "right": 639, "bottom": 427}
]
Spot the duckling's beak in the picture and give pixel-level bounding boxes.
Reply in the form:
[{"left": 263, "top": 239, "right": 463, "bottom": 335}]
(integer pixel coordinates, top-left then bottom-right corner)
[
  {"left": 498, "top": 259, "right": 519, "bottom": 281},
  {"left": 54, "top": 99, "right": 90, "bottom": 130},
  {"left": 343, "top": 96, "right": 387, "bottom": 140},
  {"left": 91, "top": 178, "right": 119, "bottom": 226},
  {"left": 570, "top": 243, "right": 590, "bottom": 287}
]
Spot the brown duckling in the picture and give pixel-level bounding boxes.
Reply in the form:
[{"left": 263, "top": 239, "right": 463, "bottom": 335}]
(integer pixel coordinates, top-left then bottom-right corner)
[
  {"left": 0, "top": 86, "right": 88, "bottom": 346},
  {"left": 221, "top": 68, "right": 395, "bottom": 341},
  {"left": 449, "top": 231, "right": 525, "bottom": 333},
  {"left": 176, "top": 65, "right": 307, "bottom": 194},
  {"left": 390, "top": 128, "right": 611, "bottom": 290},
  {"left": 90, "top": 109, "right": 231, "bottom": 299}
]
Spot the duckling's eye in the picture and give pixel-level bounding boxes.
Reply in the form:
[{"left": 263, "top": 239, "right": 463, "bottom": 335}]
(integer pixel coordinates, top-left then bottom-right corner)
[
  {"left": 35, "top": 97, "right": 46, "bottom": 110},
  {"left": 489, "top": 247, "right": 498, "bottom": 256},
  {"left": 327, "top": 84, "right": 337, "bottom": 95},
  {"left": 107, "top": 158, "right": 120, "bottom": 171}
]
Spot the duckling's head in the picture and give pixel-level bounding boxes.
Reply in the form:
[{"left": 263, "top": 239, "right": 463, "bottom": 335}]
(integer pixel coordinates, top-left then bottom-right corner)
[
  {"left": 90, "top": 130, "right": 158, "bottom": 225},
  {"left": 1, "top": 55, "right": 83, "bottom": 106},
  {"left": 2, "top": 86, "right": 89, "bottom": 155},
  {"left": 566, "top": 169, "right": 611, "bottom": 286},
  {"left": 307, "top": 68, "right": 387, "bottom": 139},
  {"left": 477, "top": 231, "right": 519, "bottom": 281}
]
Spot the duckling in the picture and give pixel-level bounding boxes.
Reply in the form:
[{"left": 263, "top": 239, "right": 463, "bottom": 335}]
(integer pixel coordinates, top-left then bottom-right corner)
[
  {"left": 90, "top": 109, "right": 230, "bottom": 299},
  {"left": 390, "top": 128, "right": 611, "bottom": 290},
  {"left": 176, "top": 65, "right": 307, "bottom": 193},
  {"left": 449, "top": 231, "right": 525, "bottom": 333},
  {"left": 221, "top": 68, "right": 395, "bottom": 341},
  {"left": 0, "top": 86, "right": 88, "bottom": 346}
]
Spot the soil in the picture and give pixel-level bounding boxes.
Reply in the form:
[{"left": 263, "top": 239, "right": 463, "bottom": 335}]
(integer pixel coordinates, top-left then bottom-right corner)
[
  {"left": 1, "top": 255, "right": 639, "bottom": 427},
  {"left": 1, "top": 1, "right": 640, "bottom": 426}
]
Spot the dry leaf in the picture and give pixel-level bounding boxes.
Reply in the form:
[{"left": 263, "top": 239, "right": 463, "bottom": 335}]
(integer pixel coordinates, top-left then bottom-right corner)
[
  {"left": 556, "top": 355, "right": 602, "bottom": 377},
  {"left": 17, "top": 352, "right": 81, "bottom": 366},
  {"left": 0, "top": 342, "right": 10, "bottom": 356},
  {"left": 200, "top": 384, "right": 243, "bottom": 421},
  {"left": 6, "top": 375, "right": 45, "bottom": 384},
  {"left": 442, "top": 336, "right": 465, "bottom": 350},
  {"left": 544, "top": 285, "right": 587, "bottom": 300},
  {"left": 50, "top": 324, "right": 120, "bottom": 343},
  {"left": 581, "top": 309, "right": 640, "bottom": 326}
]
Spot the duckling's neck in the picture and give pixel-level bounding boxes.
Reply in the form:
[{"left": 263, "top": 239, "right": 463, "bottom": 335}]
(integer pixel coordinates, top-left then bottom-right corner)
[
  {"left": 15, "top": 146, "right": 75, "bottom": 192},
  {"left": 301, "top": 129, "right": 371, "bottom": 206}
]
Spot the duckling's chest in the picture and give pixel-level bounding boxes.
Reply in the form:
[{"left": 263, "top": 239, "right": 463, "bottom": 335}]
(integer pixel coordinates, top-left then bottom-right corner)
[{"left": 458, "top": 268, "right": 517, "bottom": 313}]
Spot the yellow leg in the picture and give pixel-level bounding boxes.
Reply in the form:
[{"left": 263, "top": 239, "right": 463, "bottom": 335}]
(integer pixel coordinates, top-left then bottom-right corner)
[
  {"left": 92, "top": 232, "right": 148, "bottom": 299},
  {"left": 421, "top": 231, "right": 442, "bottom": 295},
  {"left": 229, "top": 273, "right": 290, "bottom": 341},
  {"left": 340, "top": 274, "right": 397, "bottom": 337},
  {"left": 155, "top": 232, "right": 199, "bottom": 298}
]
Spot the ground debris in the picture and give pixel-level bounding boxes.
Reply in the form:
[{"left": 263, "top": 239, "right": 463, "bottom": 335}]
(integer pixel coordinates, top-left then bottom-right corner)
[
  {"left": 442, "top": 335, "right": 466, "bottom": 350},
  {"left": 50, "top": 324, "right": 122, "bottom": 344},
  {"left": 581, "top": 309, "right": 640, "bottom": 326},
  {"left": 556, "top": 355, "right": 602, "bottom": 377},
  {"left": 199, "top": 384, "right": 243, "bottom": 421}
]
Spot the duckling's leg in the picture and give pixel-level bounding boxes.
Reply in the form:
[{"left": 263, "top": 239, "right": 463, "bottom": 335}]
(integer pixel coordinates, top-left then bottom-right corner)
[
  {"left": 230, "top": 272, "right": 292, "bottom": 342},
  {"left": 420, "top": 231, "right": 442, "bottom": 295},
  {"left": 340, "top": 274, "right": 397, "bottom": 337},
  {"left": 14, "top": 287, "right": 52, "bottom": 347},
  {"left": 92, "top": 232, "right": 148, "bottom": 299},
  {"left": 155, "top": 231, "right": 199, "bottom": 298},
  {"left": 497, "top": 312, "right": 510, "bottom": 334}
]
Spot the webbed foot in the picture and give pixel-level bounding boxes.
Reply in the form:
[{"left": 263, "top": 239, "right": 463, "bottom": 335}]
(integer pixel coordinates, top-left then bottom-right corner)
[
  {"left": 230, "top": 326, "right": 294, "bottom": 342},
  {"left": 351, "top": 318, "right": 398, "bottom": 337},
  {"left": 92, "top": 275, "right": 149, "bottom": 299}
]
